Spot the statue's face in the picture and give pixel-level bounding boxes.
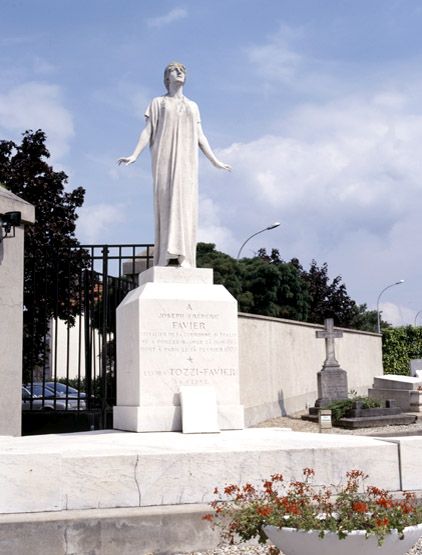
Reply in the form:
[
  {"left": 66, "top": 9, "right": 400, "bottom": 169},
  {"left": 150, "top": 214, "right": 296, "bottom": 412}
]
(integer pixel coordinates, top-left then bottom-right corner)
[{"left": 167, "top": 65, "right": 185, "bottom": 86}]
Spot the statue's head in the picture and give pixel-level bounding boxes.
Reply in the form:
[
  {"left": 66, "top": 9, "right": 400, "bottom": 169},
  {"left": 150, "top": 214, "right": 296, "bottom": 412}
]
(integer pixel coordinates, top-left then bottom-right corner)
[{"left": 164, "top": 62, "right": 186, "bottom": 91}]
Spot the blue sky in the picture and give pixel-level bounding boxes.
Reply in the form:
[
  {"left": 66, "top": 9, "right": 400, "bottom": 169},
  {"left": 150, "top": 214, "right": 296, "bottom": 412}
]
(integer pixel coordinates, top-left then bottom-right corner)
[{"left": 2, "top": 0, "right": 422, "bottom": 325}]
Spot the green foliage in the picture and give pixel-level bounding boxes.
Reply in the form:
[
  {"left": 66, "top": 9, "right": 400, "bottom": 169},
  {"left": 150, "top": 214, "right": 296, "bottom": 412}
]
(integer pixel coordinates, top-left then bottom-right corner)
[
  {"left": 197, "top": 244, "right": 309, "bottom": 320},
  {"left": 382, "top": 326, "right": 422, "bottom": 375},
  {"left": 196, "top": 242, "right": 243, "bottom": 299},
  {"left": 327, "top": 396, "right": 381, "bottom": 422}
]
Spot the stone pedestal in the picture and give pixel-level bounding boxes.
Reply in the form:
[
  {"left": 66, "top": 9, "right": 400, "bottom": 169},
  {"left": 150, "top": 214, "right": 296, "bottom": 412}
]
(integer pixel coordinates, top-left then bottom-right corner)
[
  {"left": 314, "top": 366, "right": 349, "bottom": 408},
  {"left": 113, "top": 266, "right": 244, "bottom": 432}
]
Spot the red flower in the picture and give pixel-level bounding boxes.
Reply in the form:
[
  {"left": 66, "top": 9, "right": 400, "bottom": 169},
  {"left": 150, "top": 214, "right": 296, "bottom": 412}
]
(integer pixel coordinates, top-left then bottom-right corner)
[
  {"left": 263, "top": 480, "right": 274, "bottom": 494},
  {"left": 352, "top": 501, "right": 369, "bottom": 513},
  {"left": 303, "top": 468, "right": 315, "bottom": 477},
  {"left": 243, "top": 483, "right": 256, "bottom": 494},
  {"left": 347, "top": 470, "right": 367, "bottom": 479},
  {"left": 256, "top": 506, "right": 273, "bottom": 517},
  {"left": 202, "top": 513, "right": 214, "bottom": 522},
  {"left": 376, "top": 518, "right": 390, "bottom": 527},
  {"left": 281, "top": 499, "right": 301, "bottom": 515},
  {"left": 377, "top": 497, "right": 393, "bottom": 509},
  {"left": 224, "top": 484, "right": 239, "bottom": 495}
]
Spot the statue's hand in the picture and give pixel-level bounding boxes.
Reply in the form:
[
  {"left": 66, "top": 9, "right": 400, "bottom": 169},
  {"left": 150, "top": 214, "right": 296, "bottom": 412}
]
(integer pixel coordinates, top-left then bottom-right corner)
[
  {"left": 214, "top": 161, "right": 232, "bottom": 171},
  {"left": 117, "top": 155, "right": 137, "bottom": 166}
]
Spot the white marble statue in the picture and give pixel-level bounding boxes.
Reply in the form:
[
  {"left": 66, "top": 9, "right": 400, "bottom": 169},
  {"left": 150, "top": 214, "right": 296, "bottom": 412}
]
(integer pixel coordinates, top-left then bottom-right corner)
[{"left": 118, "top": 62, "right": 231, "bottom": 268}]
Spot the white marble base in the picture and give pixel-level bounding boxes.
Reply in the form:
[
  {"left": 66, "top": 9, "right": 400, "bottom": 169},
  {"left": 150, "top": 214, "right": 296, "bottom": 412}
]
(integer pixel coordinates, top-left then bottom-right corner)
[
  {"left": 114, "top": 267, "right": 244, "bottom": 432},
  {"left": 0, "top": 429, "right": 405, "bottom": 514},
  {"left": 113, "top": 403, "right": 243, "bottom": 432},
  {"left": 380, "top": 436, "right": 422, "bottom": 490}
]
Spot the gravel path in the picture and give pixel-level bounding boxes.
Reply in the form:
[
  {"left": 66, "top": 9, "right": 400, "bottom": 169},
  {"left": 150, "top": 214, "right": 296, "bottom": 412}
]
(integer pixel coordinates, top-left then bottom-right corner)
[
  {"left": 254, "top": 410, "right": 422, "bottom": 436},
  {"left": 183, "top": 412, "right": 422, "bottom": 555},
  {"left": 184, "top": 535, "right": 422, "bottom": 554}
]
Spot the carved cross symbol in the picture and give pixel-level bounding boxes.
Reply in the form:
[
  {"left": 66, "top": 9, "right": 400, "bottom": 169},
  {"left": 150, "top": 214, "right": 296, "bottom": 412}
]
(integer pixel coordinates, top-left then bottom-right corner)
[{"left": 316, "top": 318, "right": 343, "bottom": 368}]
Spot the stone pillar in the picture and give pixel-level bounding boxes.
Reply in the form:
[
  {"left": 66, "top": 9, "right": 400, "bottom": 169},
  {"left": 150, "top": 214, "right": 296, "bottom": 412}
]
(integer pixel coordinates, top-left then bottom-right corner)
[
  {"left": 113, "top": 266, "right": 244, "bottom": 432},
  {"left": 0, "top": 187, "right": 35, "bottom": 436}
]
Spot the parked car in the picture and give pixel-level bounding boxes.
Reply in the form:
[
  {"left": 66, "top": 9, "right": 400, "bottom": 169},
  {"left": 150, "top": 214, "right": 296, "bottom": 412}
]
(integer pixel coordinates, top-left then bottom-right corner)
[
  {"left": 22, "top": 386, "right": 67, "bottom": 411},
  {"left": 44, "top": 382, "right": 86, "bottom": 399},
  {"left": 23, "top": 383, "right": 86, "bottom": 410}
]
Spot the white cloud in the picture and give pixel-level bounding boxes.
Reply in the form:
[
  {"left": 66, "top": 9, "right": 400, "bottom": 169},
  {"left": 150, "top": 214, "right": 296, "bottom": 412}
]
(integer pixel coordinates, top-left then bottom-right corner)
[
  {"left": 77, "top": 203, "right": 126, "bottom": 244},
  {"left": 147, "top": 8, "right": 187, "bottom": 28},
  {"left": 380, "top": 302, "right": 416, "bottom": 327},
  {"left": 0, "top": 82, "right": 74, "bottom": 159},
  {"left": 197, "top": 196, "right": 237, "bottom": 253},
  {"left": 198, "top": 81, "right": 422, "bottom": 324},
  {"left": 218, "top": 90, "right": 422, "bottom": 240},
  {"left": 246, "top": 24, "right": 304, "bottom": 85}
]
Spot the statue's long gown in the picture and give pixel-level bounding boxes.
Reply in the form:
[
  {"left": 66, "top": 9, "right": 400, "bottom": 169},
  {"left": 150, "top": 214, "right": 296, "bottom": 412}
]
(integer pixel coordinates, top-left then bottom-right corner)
[{"left": 145, "top": 95, "right": 200, "bottom": 267}]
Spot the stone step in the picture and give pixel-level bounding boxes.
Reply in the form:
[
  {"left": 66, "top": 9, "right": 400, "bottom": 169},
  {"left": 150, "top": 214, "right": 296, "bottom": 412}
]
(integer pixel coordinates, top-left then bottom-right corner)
[
  {"left": 0, "top": 428, "right": 402, "bottom": 514},
  {"left": 338, "top": 414, "right": 417, "bottom": 429}
]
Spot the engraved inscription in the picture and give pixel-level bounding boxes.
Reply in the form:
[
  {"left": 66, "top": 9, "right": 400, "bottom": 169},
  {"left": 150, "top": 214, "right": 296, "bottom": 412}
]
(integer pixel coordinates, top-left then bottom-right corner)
[{"left": 140, "top": 304, "right": 237, "bottom": 386}]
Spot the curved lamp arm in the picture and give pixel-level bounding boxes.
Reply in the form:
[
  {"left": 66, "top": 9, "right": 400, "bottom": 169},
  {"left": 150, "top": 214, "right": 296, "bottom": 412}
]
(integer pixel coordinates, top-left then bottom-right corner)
[
  {"left": 236, "top": 222, "right": 280, "bottom": 260},
  {"left": 376, "top": 280, "right": 404, "bottom": 333}
]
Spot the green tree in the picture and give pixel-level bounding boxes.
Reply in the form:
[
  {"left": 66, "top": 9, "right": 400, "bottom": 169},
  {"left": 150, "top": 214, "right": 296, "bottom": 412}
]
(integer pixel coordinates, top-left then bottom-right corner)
[
  {"left": 298, "top": 259, "right": 360, "bottom": 327},
  {"left": 197, "top": 244, "right": 309, "bottom": 320},
  {"left": 197, "top": 243, "right": 379, "bottom": 330},
  {"left": 197, "top": 242, "right": 243, "bottom": 299},
  {"left": 0, "top": 129, "right": 88, "bottom": 378}
]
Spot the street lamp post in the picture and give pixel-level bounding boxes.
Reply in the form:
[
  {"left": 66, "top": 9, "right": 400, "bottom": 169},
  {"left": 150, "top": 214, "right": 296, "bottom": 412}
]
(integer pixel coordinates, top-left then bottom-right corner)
[
  {"left": 236, "top": 222, "right": 280, "bottom": 260},
  {"left": 415, "top": 310, "right": 422, "bottom": 327},
  {"left": 376, "top": 280, "right": 405, "bottom": 334}
]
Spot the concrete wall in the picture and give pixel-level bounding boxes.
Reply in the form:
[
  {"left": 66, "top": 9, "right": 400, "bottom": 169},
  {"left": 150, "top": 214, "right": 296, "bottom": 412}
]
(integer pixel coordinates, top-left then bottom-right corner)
[
  {"left": 238, "top": 313, "right": 382, "bottom": 425},
  {"left": 0, "top": 188, "right": 34, "bottom": 436}
]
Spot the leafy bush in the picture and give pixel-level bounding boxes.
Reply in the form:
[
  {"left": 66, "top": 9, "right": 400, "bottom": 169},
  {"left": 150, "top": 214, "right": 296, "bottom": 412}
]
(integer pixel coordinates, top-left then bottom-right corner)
[
  {"left": 382, "top": 326, "right": 422, "bottom": 375},
  {"left": 327, "top": 396, "right": 381, "bottom": 422}
]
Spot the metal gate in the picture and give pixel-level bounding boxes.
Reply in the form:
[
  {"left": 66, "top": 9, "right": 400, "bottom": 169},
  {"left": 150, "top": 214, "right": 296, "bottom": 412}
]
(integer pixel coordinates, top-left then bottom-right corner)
[{"left": 22, "top": 244, "right": 153, "bottom": 434}]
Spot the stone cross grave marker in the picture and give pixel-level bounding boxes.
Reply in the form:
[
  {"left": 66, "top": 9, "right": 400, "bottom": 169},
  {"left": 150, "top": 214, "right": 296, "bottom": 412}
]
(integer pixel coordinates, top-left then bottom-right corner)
[
  {"left": 316, "top": 318, "right": 343, "bottom": 368},
  {"left": 313, "top": 318, "right": 348, "bottom": 408}
]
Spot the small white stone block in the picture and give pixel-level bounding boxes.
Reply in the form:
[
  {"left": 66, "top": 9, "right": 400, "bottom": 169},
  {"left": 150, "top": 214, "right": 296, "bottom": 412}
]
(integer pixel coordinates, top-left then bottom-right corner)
[{"left": 180, "top": 386, "right": 220, "bottom": 434}]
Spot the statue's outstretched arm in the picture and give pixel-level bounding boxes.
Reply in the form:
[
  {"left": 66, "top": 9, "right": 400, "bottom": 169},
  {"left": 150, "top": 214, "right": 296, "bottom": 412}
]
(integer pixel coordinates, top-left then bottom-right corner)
[
  {"left": 118, "top": 120, "right": 152, "bottom": 166},
  {"left": 198, "top": 124, "right": 231, "bottom": 172}
]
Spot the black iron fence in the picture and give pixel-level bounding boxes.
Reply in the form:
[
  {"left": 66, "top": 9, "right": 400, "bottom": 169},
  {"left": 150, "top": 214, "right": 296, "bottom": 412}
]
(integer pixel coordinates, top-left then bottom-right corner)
[{"left": 22, "top": 244, "right": 153, "bottom": 434}]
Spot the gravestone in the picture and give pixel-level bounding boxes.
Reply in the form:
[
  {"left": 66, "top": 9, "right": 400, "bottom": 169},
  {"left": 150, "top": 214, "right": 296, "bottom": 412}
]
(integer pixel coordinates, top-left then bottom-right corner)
[
  {"left": 313, "top": 318, "right": 348, "bottom": 408},
  {"left": 113, "top": 266, "right": 244, "bottom": 432}
]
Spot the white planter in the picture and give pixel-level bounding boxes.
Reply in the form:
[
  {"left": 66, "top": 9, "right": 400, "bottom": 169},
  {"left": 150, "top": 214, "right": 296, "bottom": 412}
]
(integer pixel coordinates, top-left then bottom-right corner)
[{"left": 263, "top": 524, "right": 422, "bottom": 555}]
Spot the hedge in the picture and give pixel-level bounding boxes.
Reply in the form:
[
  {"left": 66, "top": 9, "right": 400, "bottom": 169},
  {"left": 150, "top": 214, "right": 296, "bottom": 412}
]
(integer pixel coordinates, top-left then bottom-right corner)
[{"left": 382, "top": 326, "right": 422, "bottom": 375}]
